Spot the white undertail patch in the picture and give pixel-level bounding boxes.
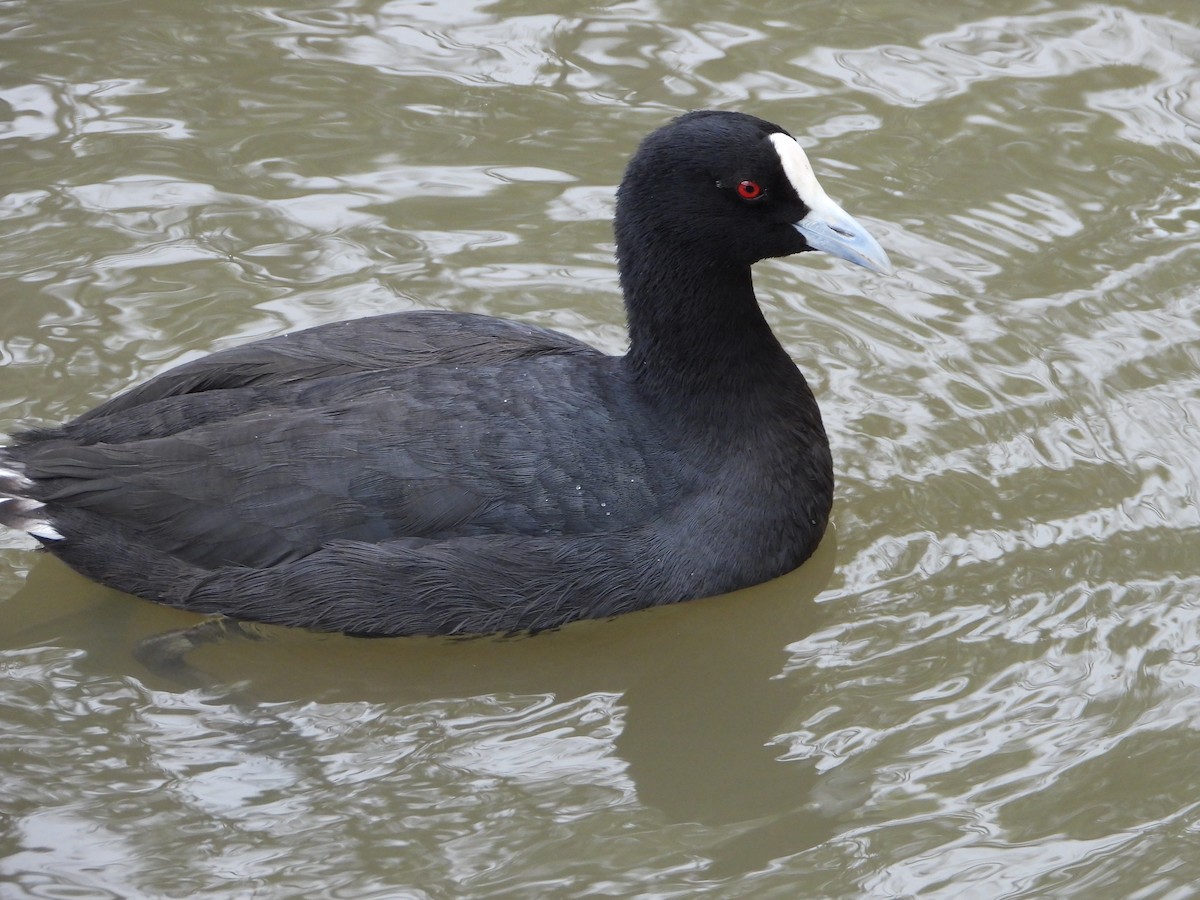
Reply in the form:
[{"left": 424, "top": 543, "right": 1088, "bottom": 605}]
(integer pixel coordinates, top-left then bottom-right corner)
[
  {"left": 27, "top": 521, "right": 65, "bottom": 542},
  {"left": 0, "top": 463, "right": 34, "bottom": 491},
  {"left": 0, "top": 497, "right": 64, "bottom": 541},
  {"left": 1, "top": 458, "right": 64, "bottom": 540}
]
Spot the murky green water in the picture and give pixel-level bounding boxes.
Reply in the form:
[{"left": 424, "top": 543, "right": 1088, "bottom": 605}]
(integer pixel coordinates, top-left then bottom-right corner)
[{"left": 3, "top": 0, "right": 1199, "bottom": 896}]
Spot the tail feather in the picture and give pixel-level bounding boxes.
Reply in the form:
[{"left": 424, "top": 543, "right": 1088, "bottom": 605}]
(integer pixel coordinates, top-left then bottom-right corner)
[
  {"left": 0, "top": 461, "right": 33, "bottom": 492},
  {"left": 0, "top": 457, "right": 64, "bottom": 542}
]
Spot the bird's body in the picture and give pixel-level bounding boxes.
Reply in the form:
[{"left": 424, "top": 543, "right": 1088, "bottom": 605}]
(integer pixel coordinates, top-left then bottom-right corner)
[{"left": 0, "top": 111, "right": 889, "bottom": 635}]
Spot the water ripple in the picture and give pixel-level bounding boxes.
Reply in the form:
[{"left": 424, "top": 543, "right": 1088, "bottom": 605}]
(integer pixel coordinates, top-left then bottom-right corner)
[
  {"left": 799, "top": 4, "right": 1200, "bottom": 152},
  {"left": 4, "top": 0, "right": 1200, "bottom": 896}
]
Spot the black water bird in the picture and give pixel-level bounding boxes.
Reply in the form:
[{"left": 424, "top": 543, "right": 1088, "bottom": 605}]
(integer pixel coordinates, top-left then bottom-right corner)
[{"left": 0, "top": 111, "right": 889, "bottom": 636}]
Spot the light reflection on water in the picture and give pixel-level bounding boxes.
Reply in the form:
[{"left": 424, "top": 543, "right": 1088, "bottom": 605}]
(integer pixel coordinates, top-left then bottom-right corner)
[{"left": 2, "top": 0, "right": 1200, "bottom": 896}]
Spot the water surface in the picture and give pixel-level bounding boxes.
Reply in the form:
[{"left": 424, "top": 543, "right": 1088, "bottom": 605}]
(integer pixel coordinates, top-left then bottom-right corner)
[{"left": 3, "top": 0, "right": 1199, "bottom": 896}]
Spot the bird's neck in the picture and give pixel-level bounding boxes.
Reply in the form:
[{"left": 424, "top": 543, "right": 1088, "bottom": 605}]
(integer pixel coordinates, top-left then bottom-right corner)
[{"left": 619, "top": 245, "right": 802, "bottom": 405}]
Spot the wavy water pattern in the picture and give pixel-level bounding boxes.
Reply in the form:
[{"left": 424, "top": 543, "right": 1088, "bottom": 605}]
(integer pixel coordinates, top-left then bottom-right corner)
[{"left": 2, "top": 0, "right": 1200, "bottom": 896}]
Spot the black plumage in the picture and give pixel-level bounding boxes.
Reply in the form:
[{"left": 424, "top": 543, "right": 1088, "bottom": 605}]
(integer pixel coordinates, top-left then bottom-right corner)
[{"left": 0, "top": 111, "right": 889, "bottom": 635}]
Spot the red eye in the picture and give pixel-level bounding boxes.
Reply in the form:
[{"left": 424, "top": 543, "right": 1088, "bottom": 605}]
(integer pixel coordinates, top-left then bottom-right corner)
[{"left": 737, "top": 180, "right": 763, "bottom": 200}]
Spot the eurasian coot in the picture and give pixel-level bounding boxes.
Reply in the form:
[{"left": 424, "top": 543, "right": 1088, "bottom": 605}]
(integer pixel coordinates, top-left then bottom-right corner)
[{"left": 0, "top": 110, "right": 889, "bottom": 635}]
